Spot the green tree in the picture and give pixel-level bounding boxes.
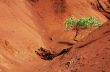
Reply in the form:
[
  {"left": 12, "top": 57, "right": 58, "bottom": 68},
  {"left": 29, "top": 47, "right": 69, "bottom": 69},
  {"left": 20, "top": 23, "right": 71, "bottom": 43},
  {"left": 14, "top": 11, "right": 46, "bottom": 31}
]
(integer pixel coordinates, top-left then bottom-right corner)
[{"left": 64, "top": 16, "right": 101, "bottom": 40}]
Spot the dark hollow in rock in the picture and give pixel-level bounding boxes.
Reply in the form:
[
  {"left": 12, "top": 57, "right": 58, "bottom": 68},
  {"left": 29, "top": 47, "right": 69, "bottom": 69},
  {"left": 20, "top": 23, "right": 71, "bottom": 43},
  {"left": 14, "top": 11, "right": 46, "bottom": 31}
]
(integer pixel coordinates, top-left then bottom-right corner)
[
  {"left": 35, "top": 46, "right": 72, "bottom": 60},
  {"left": 49, "top": 37, "right": 53, "bottom": 41}
]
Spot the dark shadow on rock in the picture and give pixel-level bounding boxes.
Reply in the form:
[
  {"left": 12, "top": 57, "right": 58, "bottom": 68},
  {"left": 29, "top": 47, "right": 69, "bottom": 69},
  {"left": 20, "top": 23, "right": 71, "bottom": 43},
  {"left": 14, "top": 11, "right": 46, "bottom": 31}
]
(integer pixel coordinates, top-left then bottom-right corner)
[{"left": 35, "top": 46, "right": 72, "bottom": 60}]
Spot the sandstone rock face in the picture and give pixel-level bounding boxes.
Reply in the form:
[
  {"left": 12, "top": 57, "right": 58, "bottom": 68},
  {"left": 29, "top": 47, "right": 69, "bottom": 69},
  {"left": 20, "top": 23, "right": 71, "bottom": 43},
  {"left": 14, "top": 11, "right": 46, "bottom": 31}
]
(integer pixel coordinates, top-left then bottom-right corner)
[
  {"left": 88, "top": 0, "right": 110, "bottom": 19},
  {"left": 0, "top": 0, "right": 110, "bottom": 72},
  {"left": 52, "top": 21, "right": 110, "bottom": 72}
]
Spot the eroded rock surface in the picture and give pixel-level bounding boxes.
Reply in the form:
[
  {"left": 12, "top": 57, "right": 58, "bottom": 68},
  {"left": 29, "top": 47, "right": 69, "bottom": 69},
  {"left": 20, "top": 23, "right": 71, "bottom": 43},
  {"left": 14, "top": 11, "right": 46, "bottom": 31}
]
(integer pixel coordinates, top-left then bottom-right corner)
[{"left": 0, "top": 0, "right": 110, "bottom": 72}]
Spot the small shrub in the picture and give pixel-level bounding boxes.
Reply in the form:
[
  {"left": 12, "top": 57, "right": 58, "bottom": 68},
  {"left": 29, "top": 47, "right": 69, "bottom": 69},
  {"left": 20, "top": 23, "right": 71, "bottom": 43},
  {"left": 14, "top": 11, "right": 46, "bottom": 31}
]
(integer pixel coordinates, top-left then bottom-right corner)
[
  {"left": 65, "top": 16, "right": 100, "bottom": 30},
  {"left": 64, "top": 16, "right": 101, "bottom": 40}
]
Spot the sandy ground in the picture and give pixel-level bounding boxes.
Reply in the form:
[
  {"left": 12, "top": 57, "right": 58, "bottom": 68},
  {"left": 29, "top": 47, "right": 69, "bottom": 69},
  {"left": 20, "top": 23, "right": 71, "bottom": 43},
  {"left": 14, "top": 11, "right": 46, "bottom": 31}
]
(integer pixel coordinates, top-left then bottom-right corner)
[{"left": 0, "top": 0, "right": 109, "bottom": 72}]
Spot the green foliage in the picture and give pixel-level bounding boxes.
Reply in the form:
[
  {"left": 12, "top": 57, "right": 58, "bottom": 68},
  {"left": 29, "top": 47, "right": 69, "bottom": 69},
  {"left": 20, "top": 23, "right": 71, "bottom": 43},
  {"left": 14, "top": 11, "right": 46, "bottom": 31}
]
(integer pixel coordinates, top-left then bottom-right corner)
[
  {"left": 88, "top": 16, "right": 100, "bottom": 27},
  {"left": 65, "top": 16, "right": 101, "bottom": 30},
  {"left": 77, "top": 17, "right": 90, "bottom": 28},
  {"left": 65, "top": 16, "right": 76, "bottom": 31},
  {"left": 77, "top": 16, "right": 100, "bottom": 28}
]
